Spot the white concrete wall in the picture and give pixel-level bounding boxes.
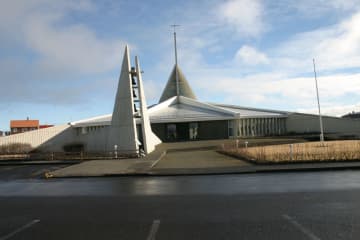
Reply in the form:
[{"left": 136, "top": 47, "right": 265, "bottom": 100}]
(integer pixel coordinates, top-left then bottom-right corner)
[
  {"left": 286, "top": 113, "right": 360, "bottom": 136},
  {"left": 0, "top": 124, "right": 70, "bottom": 150},
  {"left": 70, "top": 126, "right": 110, "bottom": 152},
  {"left": 136, "top": 56, "right": 161, "bottom": 154},
  {"left": 0, "top": 124, "right": 113, "bottom": 153},
  {"left": 107, "top": 45, "right": 138, "bottom": 153}
]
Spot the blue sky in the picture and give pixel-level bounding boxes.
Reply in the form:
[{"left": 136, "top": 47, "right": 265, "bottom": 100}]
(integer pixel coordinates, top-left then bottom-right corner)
[{"left": 1, "top": 0, "right": 360, "bottom": 130}]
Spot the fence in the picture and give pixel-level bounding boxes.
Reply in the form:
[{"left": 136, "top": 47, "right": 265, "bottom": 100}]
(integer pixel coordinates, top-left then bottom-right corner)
[{"left": 0, "top": 151, "right": 142, "bottom": 161}]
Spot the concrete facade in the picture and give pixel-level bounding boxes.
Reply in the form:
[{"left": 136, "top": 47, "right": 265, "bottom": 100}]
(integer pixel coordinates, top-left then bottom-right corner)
[
  {"left": 107, "top": 45, "right": 139, "bottom": 154},
  {"left": 135, "top": 56, "right": 161, "bottom": 153},
  {"left": 286, "top": 113, "right": 360, "bottom": 136}
]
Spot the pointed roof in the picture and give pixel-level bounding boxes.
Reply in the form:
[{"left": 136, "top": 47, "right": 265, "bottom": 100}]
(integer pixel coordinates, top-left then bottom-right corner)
[{"left": 159, "top": 64, "right": 196, "bottom": 103}]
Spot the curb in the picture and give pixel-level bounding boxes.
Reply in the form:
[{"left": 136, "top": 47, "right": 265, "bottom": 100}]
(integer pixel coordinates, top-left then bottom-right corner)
[
  {"left": 45, "top": 162, "right": 360, "bottom": 178},
  {"left": 149, "top": 150, "right": 167, "bottom": 169},
  {"left": 148, "top": 162, "right": 360, "bottom": 176},
  {"left": 0, "top": 160, "right": 80, "bottom": 166}
]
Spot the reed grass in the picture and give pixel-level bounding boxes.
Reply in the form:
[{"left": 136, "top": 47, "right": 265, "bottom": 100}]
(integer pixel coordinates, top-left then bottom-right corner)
[{"left": 224, "top": 140, "right": 360, "bottom": 163}]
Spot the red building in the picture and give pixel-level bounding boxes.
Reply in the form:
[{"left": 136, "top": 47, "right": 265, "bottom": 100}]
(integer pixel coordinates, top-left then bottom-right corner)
[
  {"left": 39, "top": 124, "right": 54, "bottom": 129},
  {"left": 10, "top": 119, "right": 39, "bottom": 134}
]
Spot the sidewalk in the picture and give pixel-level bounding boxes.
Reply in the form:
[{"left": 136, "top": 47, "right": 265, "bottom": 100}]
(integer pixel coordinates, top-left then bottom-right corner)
[
  {"left": 150, "top": 160, "right": 360, "bottom": 175},
  {"left": 0, "top": 160, "right": 80, "bottom": 166},
  {"left": 48, "top": 149, "right": 165, "bottom": 177},
  {"left": 47, "top": 139, "right": 360, "bottom": 178}
]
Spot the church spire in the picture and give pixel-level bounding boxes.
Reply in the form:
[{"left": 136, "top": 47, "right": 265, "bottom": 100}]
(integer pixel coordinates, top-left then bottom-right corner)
[
  {"left": 158, "top": 65, "right": 197, "bottom": 103},
  {"left": 158, "top": 26, "right": 197, "bottom": 103},
  {"left": 171, "top": 24, "right": 180, "bottom": 97}
]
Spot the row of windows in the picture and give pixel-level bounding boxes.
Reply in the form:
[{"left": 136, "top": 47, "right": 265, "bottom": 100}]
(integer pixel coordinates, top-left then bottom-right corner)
[
  {"left": 11, "top": 127, "right": 37, "bottom": 133},
  {"left": 228, "top": 118, "right": 286, "bottom": 137},
  {"left": 76, "top": 125, "right": 106, "bottom": 135}
]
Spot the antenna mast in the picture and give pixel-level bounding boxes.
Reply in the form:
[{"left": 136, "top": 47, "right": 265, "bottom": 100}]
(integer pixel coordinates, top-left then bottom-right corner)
[{"left": 171, "top": 24, "right": 180, "bottom": 97}]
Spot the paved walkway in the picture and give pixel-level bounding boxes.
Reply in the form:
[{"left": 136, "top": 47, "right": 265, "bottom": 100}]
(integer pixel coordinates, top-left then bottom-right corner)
[
  {"left": 154, "top": 149, "right": 249, "bottom": 169},
  {"left": 49, "top": 148, "right": 165, "bottom": 177},
  {"left": 49, "top": 159, "right": 154, "bottom": 177},
  {"left": 48, "top": 148, "right": 249, "bottom": 177}
]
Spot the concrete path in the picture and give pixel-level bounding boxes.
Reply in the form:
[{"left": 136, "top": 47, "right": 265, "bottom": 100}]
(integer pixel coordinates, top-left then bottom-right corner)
[
  {"left": 48, "top": 148, "right": 165, "bottom": 177},
  {"left": 49, "top": 159, "right": 154, "bottom": 177},
  {"left": 154, "top": 149, "right": 249, "bottom": 169},
  {"left": 48, "top": 149, "right": 248, "bottom": 177}
]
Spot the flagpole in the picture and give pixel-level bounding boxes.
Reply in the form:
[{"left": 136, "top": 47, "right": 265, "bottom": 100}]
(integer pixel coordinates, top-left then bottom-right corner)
[{"left": 313, "top": 58, "right": 324, "bottom": 143}]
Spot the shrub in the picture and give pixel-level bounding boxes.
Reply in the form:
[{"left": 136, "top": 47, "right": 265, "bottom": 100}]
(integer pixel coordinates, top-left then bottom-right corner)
[{"left": 0, "top": 143, "right": 33, "bottom": 154}]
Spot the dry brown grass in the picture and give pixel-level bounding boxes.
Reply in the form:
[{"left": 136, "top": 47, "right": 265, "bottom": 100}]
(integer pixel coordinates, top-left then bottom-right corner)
[
  {"left": 224, "top": 140, "right": 360, "bottom": 163},
  {"left": 0, "top": 143, "right": 32, "bottom": 154}
]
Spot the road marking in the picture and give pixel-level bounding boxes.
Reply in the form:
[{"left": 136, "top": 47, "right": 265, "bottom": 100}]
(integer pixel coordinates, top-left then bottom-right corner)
[
  {"left": 0, "top": 219, "right": 40, "bottom": 240},
  {"left": 146, "top": 219, "right": 160, "bottom": 240},
  {"left": 30, "top": 169, "right": 47, "bottom": 177},
  {"left": 283, "top": 214, "right": 321, "bottom": 240}
]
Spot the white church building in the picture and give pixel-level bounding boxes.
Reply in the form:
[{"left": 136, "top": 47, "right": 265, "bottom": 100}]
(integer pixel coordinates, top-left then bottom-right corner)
[{"left": 1, "top": 45, "right": 360, "bottom": 156}]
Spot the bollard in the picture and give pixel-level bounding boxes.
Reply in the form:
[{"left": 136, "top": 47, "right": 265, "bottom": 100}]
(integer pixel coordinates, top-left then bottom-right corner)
[
  {"left": 245, "top": 141, "right": 248, "bottom": 148},
  {"left": 114, "top": 145, "right": 118, "bottom": 159},
  {"left": 289, "top": 144, "right": 293, "bottom": 161},
  {"left": 236, "top": 139, "right": 239, "bottom": 149}
]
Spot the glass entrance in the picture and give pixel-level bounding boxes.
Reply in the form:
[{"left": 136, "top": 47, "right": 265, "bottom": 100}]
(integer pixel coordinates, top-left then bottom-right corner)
[
  {"left": 189, "top": 122, "right": 198, "bottom": 140},
  {"left": 166, "top": 124, "right": 177, "bottom": 141}
]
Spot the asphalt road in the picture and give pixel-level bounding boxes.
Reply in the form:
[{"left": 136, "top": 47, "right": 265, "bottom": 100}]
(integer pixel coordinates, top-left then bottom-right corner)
[{"left": 1, "top": 166, "right": 360, "bottom": 239}]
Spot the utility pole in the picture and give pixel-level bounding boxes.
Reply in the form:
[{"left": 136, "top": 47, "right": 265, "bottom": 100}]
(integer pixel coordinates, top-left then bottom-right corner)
[
  {"left": 170, "top": 24, "right": 180, "bottom": 97},
  {"left": 313, "top": 58, "right": 325, "bottom": 143}
]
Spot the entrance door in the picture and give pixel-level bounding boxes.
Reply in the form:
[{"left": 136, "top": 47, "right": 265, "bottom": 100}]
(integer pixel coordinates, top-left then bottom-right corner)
[
  {"left": 189, "top": 122, "right": 198, "bottom": 140},
  {"left": 166, "top": 124, "right": 177, "bottom": 141}
]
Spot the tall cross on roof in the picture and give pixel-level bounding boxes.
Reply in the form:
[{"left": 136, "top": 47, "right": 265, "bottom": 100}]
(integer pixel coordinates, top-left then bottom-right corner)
[
  {"left": 170, "top": 24, "right": 180, "bottom": 97},
  {"left": 170, "top": 24, "right": 180, "bottom": 65}
]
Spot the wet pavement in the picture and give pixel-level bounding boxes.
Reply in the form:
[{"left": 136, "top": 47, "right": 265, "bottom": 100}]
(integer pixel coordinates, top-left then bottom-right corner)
[
  {"left": 1, "top": 169, "right": 360, "bottom": 239},
  {"left": 0, "top": 164, "right": 69, "bottom": 180},
  {"left": 1, "top": 169, "right": 360, "bottom": 196}
]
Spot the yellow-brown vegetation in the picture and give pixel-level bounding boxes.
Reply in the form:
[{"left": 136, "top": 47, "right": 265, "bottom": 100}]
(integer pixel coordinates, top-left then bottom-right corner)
[{"left": 223, "top": 140, "right": 360, "bottom": 163}]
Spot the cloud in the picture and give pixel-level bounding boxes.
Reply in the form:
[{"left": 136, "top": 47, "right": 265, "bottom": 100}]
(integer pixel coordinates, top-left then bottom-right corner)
[
  {"left": 297, "top": 102, "right": 360, "bottom": 117},
  {"left": 291, "top": 0, "right": 360, "bottom": 15},
  {"left": 0, "top": 0, "right": 94, "bottom": 35},
  {"left": 189, "top": 61, "right": 360, "bottom": 115},
  {"left": 25, "top": 16, "right": 124, "bottom": 74},
  {"left": 270, "top": 10, "right": 360, "bottom": 73},
  {"left": 0, "top": 0, "right": 127, "bottom": 106},
  {"left": 235, "top": 45, "right": 269, "bottom": 65},
  {"left": 218, "top": 0, "right": 265, "bottom": 37}
]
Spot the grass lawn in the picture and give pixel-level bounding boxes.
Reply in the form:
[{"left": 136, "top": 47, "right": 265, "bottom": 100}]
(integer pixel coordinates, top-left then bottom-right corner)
[{"left": 222, "top": 140, "right": 360, "bottom": 163}]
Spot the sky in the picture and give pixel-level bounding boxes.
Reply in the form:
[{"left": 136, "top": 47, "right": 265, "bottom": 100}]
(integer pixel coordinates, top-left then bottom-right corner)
[{"left": 1, "top": 0, "right": 360, "bottom": 130}]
